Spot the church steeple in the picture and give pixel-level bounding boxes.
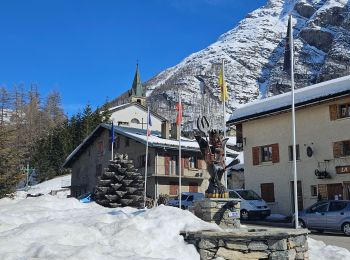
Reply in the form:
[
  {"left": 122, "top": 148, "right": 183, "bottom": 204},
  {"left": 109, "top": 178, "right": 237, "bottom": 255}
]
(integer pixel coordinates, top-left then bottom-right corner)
[
  {"left": 129, "top": 63, "right": 146, "bottom": 106},
  {"left": 130, "top": 63, "right": 144, "bottom": 97}
]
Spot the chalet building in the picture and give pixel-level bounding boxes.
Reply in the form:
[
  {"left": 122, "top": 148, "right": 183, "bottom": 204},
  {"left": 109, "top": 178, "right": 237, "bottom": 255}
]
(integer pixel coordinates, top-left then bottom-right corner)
[
  {"left": 63, "top": 123, "right": 213, "bottom": 199},
  {"left": 227, "top": 75, "right": 350, "bottom": 216}
]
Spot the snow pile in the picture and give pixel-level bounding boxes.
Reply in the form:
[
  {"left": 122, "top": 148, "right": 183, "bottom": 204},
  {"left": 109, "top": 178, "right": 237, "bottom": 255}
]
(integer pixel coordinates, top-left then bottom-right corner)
[
  {"left": 16, "top": 174, "right": 71, "bottom": 199},
  {"left": 0, "top": 196, "right": 219, "bottom": 259},
  {"left": 308, "top": 238, "right": 350, "bottom": 260}
]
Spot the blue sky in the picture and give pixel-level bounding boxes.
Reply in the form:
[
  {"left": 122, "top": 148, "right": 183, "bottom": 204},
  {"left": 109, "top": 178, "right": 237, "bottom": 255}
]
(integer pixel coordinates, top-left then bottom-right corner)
[{"left": 0, "top": 0, "right": 266, "bottom": 115}]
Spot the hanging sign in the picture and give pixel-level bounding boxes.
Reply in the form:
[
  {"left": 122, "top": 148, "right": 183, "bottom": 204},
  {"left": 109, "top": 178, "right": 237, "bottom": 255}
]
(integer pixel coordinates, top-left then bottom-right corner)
[{"left": 336, "top": 166, "right": 350, "bottom": 174}]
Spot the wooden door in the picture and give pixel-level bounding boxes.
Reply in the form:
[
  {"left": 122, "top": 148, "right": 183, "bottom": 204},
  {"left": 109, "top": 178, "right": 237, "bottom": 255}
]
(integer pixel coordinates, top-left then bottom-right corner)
[
  {"left": 327, "top": 183, "right": 343, "bottom": 200},
  {"left": 291, "top": 181, "right": 303, "bottom": 211},
  {"left": 344, "top": 182, "right": 350, "bottom": 200}
]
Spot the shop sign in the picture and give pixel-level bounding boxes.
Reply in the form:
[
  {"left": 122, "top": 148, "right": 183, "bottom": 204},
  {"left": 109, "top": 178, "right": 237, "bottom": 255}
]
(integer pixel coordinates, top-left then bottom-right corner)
[{"left": 336, "top": 166, "right": 350, "bottom": 174}]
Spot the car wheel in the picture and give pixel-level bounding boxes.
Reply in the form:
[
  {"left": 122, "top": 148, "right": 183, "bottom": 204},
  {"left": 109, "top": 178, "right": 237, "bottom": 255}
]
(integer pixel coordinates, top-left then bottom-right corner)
[
  {"left": 240, "top": 209, "right": 249, "bottom": 220},
  {"left": 342, "top": 222, "right": 350, "bottom": 236},
  {"left": 181, "top": 205, "right": 186, "bottom": 210},
  {"left": 315, "top": 229, "right": 324, "bottom": 233}
]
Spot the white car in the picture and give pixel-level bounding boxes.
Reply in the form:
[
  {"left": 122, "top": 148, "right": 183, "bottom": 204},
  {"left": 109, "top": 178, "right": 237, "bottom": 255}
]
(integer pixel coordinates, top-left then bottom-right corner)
[
  {"left": 228, "top": 189, "right": 271, "bottom": 220},
  {"left": 168, "top": 192, "right": 205, "bottom": 209}
]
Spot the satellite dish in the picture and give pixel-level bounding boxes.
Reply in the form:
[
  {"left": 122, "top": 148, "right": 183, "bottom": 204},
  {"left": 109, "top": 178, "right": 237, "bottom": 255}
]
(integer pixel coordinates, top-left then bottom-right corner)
[{"left": 307, "top": 146, "right": 313, "bottom": 157}]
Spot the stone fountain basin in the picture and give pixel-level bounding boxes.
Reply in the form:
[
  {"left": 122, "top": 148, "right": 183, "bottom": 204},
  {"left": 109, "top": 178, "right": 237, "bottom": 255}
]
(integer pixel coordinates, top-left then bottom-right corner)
[{"left": 181, "top": 228, "right": 309, "bottom": 260}]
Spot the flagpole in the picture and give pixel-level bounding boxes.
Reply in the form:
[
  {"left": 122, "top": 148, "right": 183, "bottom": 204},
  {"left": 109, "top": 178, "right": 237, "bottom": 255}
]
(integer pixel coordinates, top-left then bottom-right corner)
[
  {"left": 111, "top": 122, "right": 114, "bottom": 161},
  {"left": 144, "top": 107, "right": 150, "bottom": 208},
  {"left": 222, "top": 59, "right": 227, "bottom": 189},
  {"left": 178, "top": 92, "right": 182, "bottom": 209},
  {"left": 290, "top": 15, "right": 299, "bottom": 229}
]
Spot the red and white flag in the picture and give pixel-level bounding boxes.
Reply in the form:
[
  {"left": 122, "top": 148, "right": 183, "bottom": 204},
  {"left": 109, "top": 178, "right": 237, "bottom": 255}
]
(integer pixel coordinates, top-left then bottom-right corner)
[{"left": 176, "top": 102, "right": 182, "bottom": 125}]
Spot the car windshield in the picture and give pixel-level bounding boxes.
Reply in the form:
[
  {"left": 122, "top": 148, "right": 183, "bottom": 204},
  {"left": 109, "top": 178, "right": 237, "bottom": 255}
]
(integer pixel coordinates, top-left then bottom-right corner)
[
  {"left": 236, "top": 190, "right": 261, "bottom": 200},
  {"left": 181, "top": 194, "right": 189, "bottom": 200}
]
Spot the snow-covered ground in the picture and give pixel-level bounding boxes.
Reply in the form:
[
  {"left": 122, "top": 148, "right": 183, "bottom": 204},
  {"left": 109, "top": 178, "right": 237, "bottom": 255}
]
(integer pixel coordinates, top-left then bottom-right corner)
[{"left": 0, "top": 177, "right": 349, "bottom": 259}]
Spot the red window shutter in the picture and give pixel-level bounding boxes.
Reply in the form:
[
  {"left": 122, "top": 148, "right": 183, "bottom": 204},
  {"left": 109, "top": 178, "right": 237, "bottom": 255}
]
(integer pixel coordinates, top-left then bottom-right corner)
[
  {"left": 329, "top": 104, "right": 338, "bottom": 121},
  {"left": 189, "top": 182, "right": 198, "bottom": 192},
  {"left": 181, "top": 158, "right": 185, "bottom": 176},
  {"left": 169, "top": 182, "right": 178, "bottom": 195},
  {"left": 333, "top": 142, "right": 343, "bottom": 158},
  {"left": 164, "top": 156, "right": 170, "bottom": 175},
  {"left": 272, "top": 143, "right": 280, "bottom": 163},
  {"left": 252, "top": 147, "right": 260, "bottom": 165}
]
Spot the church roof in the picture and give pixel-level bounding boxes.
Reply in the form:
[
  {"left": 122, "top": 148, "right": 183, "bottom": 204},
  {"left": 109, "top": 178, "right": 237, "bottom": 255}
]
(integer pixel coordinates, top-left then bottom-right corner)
[{"left": 130, "top": 64, "right": 144, "bottom": 97}]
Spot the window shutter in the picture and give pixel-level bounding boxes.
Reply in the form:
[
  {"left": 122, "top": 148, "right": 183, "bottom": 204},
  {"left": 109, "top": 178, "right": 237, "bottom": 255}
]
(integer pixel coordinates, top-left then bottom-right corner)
[
  {"left": 164, "top": 156, "right": 170, "bottom": 175},
  {"left": 260, "top": 183, "right": 275, "bottom": 202},
  {"left": 329, "top": 104, "right": 338, "bottom": 121},
  {"left": 333, "top": 142, "right": 343, "bottom": 158},
  {"left": 272, "top": 143, "right": 280, "bottom": 163},
  {"left": 252, "top": 147, "right": 260, "bottom": 165}
]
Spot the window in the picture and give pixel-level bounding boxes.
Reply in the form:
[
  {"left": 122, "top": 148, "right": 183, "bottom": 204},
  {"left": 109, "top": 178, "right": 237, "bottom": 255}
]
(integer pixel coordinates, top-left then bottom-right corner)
[
  {"left": 339, "top": 103, "right": 350, "bottom": 118},
  {"left": 189, "top": 156, "right": 197, "bottom": 168},
  {"left": 131, "top": 118, "right": 140, "bottom": 124},
  {"left": 252, "top": 144, "right": 279, "bottom": 165},
  {"left": 97, "top": 141, "right": 104, "bottom": 156},
  {"left": 334, "top": 140, "right": 350, "bottom": 157},
  {"left": 229, "top": 191, "right": 240, "bottom": 199},
  {"left": 330, "top": 103, "right": 350, "bottom": 120},
  {"left": 260, "top": 183, "right": 275, "bottom": 202},
  {"left": 261, "top": 145, "right": 273, "bottom": 162},
  {"left": 169, "top": 156, "right": 178, "bottom": 175},
  {"left": 309, "top": 202, "right": 329, "bottom": 213},
  {"left": 187, "top": 195, "right": 194, "bottom": 202},
  {"left": 288, "top": 145, "right": 300, "bottom": 161},
  {"left": 329, "top": 201, "right": 348, "bottom": 212},
  {"left": 139, "top": 155, "right": 150, "bottom": 168},
  {"left": 310, "top": 185, "right": 317, "bottom": 197}
]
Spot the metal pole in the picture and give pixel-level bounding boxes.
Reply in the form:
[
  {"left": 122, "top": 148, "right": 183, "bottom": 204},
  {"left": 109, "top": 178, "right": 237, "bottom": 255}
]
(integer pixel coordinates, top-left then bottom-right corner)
[
  {"left": 222, "top": 59, "right": 228, "bottom": 189},
  {"left": 144, "top": 107, "right": 150, "bottom": 208},
  {"left": 178, "top": 92, "right": 182, "bottom": 209},
  {"left": 26, "top": 163, "right": 29, "bottom": 190},
  {"left": 290, "top": 15, "right": 299, "bottom": 229}
]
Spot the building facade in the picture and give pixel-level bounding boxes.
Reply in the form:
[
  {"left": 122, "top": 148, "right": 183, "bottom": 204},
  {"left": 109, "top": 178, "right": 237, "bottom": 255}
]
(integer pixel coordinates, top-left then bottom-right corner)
[
  {"left": 228, "top": 76, "right": 350, "bottom": 216},
  {"left": 63, "top": 124, "right": 209, "bottom": 199}
]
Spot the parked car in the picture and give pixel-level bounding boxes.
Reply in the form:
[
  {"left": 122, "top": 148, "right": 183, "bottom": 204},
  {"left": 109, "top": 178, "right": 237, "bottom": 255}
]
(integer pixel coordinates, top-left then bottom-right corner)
[
  {"left": 168, "top": 192, "right": 205, "bottom": 209},
  {"left": 295, "top": 200, "right": 350, "bottom": 236},
  {"left": 228, "top": 189, "right": 271, "bottom": 220}
]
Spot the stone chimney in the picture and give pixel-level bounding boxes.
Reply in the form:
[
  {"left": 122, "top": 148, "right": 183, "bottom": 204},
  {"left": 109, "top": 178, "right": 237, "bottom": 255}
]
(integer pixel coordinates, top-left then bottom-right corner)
[
  {"left": 170, "top": 123, "right": 180, "bottom": 140},
  {"left": 161, "top": 121, "right": 170, "bottom": 139}
]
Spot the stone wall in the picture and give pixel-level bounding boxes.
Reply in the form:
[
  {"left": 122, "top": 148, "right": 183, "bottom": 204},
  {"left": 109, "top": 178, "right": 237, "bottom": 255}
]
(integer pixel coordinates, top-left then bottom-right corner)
[{"left": 182, "top": 228, "right": 309, "bottom": 260}]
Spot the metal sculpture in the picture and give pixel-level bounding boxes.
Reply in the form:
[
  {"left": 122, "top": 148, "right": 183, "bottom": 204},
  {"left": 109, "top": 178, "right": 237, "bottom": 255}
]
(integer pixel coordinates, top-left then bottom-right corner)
[{"left": 195, "top": 116, "right": 237, "bottom": 198}]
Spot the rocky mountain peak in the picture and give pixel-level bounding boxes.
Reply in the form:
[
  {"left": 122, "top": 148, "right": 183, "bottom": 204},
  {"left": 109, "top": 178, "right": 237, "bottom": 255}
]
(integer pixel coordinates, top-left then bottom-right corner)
[{"left": 142, "top": 0, "right": 350, "bottom": 132}]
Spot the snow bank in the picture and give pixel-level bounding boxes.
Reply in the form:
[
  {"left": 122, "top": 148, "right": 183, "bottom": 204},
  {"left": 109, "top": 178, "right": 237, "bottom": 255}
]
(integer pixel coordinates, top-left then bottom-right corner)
[
  {"left": 0, "top": 195, "right": 219, "bottom": 259},
  {"left": 308, "top": 238, "right": 350, "bottom": 260},
  {"left": 16, "top": 174, "right": 71, "bottom": 199}
]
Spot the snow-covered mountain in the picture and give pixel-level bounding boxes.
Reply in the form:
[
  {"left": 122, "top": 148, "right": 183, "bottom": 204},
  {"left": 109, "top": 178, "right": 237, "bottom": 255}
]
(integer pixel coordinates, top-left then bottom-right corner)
[{"left": 144, "top": 0, "right": 350, "bottom": 131}]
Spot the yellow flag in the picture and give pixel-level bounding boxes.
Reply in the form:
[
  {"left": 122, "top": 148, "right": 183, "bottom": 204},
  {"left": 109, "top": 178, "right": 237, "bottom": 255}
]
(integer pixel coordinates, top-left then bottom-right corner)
[{"left": 219, "top": 67, "right": 228, "bottom": 102}]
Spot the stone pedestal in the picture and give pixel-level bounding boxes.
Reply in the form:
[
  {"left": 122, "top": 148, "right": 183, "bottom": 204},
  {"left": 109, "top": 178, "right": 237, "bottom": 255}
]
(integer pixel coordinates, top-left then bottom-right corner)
[{"left": 192, "top": 198, "right": 241, "bottom": 229}]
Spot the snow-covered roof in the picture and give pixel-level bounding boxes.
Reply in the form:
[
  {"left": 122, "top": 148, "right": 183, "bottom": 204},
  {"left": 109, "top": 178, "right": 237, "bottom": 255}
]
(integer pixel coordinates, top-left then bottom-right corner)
[
  {"left": 63, "top": 123, "right": 239, "bottom": 168},
  {"left": 228, "top": 75, "right": 350, "bottom": 124}
]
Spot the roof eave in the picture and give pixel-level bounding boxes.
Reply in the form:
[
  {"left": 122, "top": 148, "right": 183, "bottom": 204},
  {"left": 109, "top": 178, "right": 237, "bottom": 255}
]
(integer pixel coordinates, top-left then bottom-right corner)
[{"left": 228, "top": 90, "right": 350, "bottom": 125}]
